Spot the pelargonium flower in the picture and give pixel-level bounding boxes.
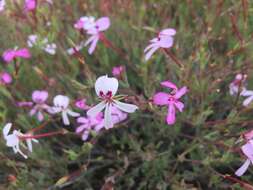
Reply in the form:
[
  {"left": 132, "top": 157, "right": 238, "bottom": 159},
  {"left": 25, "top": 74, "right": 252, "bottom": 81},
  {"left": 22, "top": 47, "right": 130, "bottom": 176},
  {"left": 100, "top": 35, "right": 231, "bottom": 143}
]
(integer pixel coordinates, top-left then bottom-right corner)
[
  {"left": 2, "top": 48, "right": 31, "bottom": 63},
  {"left": 84, "top": 17, "right": 110, "bottom": 54},
  {"left": 3, "top": 123, "right": 38, "bottom": 159},
  {"left": 153, "top": 81, "right": 187, "bottom": 125},
  {"left": 74, "top": 16, "right": 95, "bottom": 30},
  {"left": 48, "top": 95, "right": 80, "bottom": 125},
  {"left": 18, "top": 90, "right": 50, "bottom": 122},
  {"left": 112, "top": 65, "right": 124, "bottom": 78},
  {"left": 229, "top": 74, "right": 247, "bottom": 96},
  {"left": 235, "top": 140, "right": 253, "bottom": 176},
  {"left": 76, "top": 113, "right": 104, "bottom": 141},
  {"left": 24, "top": 0, "right": 36, "bottom": 12},
  {"left": 144, "top": 28, "right": 176, "bottom": 61},
  {"left": 0, "top": 0, "right": 6, "bottom": 12},
  {"left": 0, "top": 72, "right": 12, "bottom": 85},
  {"left": 75, "top": 99, "right": 90, "bottom": 110},
  {"left": 87, "top": 75, "right": 138, "bottom": 129},
  {"left": 76, "top": 106, "right": 127, "bottom": 141}
]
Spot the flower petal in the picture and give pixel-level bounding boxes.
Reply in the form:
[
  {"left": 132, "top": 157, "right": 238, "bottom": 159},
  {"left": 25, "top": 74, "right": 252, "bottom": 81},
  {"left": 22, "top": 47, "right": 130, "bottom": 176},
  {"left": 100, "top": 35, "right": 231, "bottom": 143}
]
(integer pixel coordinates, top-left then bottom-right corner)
[
  {"left": 153, "top": 92, "right": 169, "bottom": 105},
  {"left": 104, "top": 103, "right": 112, "bottom": 129},
  {"left": 95, "top": 75, "right": 119, "bottom": 97},
  {"left": 96, "top": 17, "right": 110, "bottom": 31},
  {"left": 67, "top": 109, "right": 80, "bottom": 117},
  {"left": 243, "top": 96, "right": 253, "bottom": 107},
  {"left": 144, "top": 46, "right": 160, "bottom": 61},
  {"left": 62, "top": 111, "right": 70, "bottom": 125},
  {"left": 3, "top": 123, "right": 12, "bottom": 138},
  {"left": 113, "top": 100, "right": 138, "bottom": 113},
  {"left": 174, "top": 86, "right": 188, "bottom": 99},
  {"left": 87, "top": 101, "right": 106, "bottom": 117},
  {"left": 174, "top": 101, "right": 184, "bottom": 112},
  {"left": 160, "top": 81, "right": 178, "bottom": 90},
  {"left": 166, "top": 104, "right": 176, "bottom": 125},
  {"left": 235, "top": 159, "right": 251, "bottom": 176},
  {"left": 160, "top": 28, "right": 176, "bottom": 36},
  {"left": 88, "top": 35, "right": 99, "bottom": 54}
]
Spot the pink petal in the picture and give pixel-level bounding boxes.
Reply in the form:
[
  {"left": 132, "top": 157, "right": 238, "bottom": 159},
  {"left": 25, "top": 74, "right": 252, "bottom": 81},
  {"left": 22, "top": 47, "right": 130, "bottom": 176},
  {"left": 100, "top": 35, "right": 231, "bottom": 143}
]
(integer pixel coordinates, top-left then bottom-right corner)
[
  {"left": 166, "top": 104, "right": 176, "bottom": 125},
  {"left": 242, "top": 141, "right": 253, "bottom": 161},
  {"left": 96, "top": 17, "right": 110, "bottom": 31},
  {"left": 32, "top": 90, "right": 48, "bottom": 103},
  {"left": 159, "top": 28, "right": 176, "bottom": 36},
  {"left": 153, "top": 92, "right": 169, "bottom": 106},
  {"left": 144, "top": 42, "right": 158, "bottom": 53},
  {"left": 174, "top": 86, "right": 188, "bottom": 99},
  {"left": 15, "top": 48, "right": 31, "bottom": 58},
  {"left": 2, "top": 50, "right": 15, "bottom": 63},
  {"left": 144, "top": 46, "right": 160, "bottom": 61},
  {"left": 158, "top": 36, "right": 173, "bottom": 48},
  {"left": 160, "top": 81, "right": 178, "bottom": 91},
  {"left": 88, "top": 35, "right": 99, "bottom": 54},
  {"left": 174, "top": 101, "right": 184, "bottom": 112}
]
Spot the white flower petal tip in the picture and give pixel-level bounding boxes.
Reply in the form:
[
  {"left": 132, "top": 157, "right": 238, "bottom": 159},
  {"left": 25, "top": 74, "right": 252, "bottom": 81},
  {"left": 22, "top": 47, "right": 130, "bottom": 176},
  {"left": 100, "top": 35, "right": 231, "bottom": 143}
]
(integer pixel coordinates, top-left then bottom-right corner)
[{"left": 113, "top": 100, "right": 138, "bottom": 113}]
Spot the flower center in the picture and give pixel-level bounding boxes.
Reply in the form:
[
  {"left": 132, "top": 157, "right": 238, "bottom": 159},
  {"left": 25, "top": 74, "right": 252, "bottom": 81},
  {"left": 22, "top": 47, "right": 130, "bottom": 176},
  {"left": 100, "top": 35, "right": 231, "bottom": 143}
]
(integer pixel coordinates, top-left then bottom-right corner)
[{"left": 99, "top": 91, "right": 113, "bottom": 102}]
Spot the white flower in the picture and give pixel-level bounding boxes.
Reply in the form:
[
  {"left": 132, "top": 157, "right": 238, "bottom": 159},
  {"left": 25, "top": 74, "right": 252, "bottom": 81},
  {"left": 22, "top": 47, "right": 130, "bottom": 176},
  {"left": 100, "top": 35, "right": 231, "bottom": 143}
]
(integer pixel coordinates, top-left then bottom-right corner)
[
  {"left": 48, "top": 95, "right": 80, "bottom": 125},
  {"left": 87, "top": 75, "right": 138, "bottom": 129},
  {"left": 27, "top": 34, "right": 38, "bottom": 47},
  {"left": 3, "top": 123, "right": 38, "bottom": 159},
  {"left": 27, "top": 35, "right": 57, "bottom": 55},
  {"left": 43, "top": 43, "right": 57, "bottom": 55},
  {"left": 0, "top": 0, "right": 6, "bottom": 12}
]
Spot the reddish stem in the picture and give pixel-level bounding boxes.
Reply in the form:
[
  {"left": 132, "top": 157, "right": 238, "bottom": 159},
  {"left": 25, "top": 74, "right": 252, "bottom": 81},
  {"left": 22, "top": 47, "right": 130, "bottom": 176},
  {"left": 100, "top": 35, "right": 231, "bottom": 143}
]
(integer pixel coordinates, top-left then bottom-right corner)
[
  {"left": 99, "top": 33, "right": 127, "bottom": 59},
  {"left": 163, "top": 48, "right": 183, "bottom": 67},
  {"left": 19, "top": 130, "right": 66, "bottom": 140}
]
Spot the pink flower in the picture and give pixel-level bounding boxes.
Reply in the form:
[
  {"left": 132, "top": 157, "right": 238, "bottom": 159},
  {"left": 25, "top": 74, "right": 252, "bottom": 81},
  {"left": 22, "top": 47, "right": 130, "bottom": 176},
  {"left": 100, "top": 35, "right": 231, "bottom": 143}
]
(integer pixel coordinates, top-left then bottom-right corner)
[
  {"left": 2, "top": 48, "right": 31, "bottom": 63},
  {"left": 153, "top": 81, "right": 187, "bottom": 125},
  {"left": 112, "top": 66, "right": 124, "bottom": 78},
  {"left": 75, "top": 99, "right": 90, "bottom": 110},
  {"left": 76, "top": 106, "right": 127, "bottom": 141},
  {"left": 144, "top": 28, "right": 176, "bottom": 61},
  {"left": 74, "top": 16, "right": 95, "bottom": 30},
  {"left": 0, "top": 72, "right": 12, "bottom": 85},
  {"left": 76, "top": 113, "right": 104, "bottom": 141},
  {"left": 235, "top": 140, "right": 253, "bottom": 176},
  {"left": 18, "top": 90, "right": 50, "bottom": 122},
  {"left": 229, "top": 74, "right": 247, "bottom": 96},
  {"left": 84, "top": 17, "right": 110, "bottom": 54},
  {"left": 87, "top": 75, "right": 138, "bottom": 129},
  {"left": 24, "top": 0, "right": 36, "bottom": 12}
]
